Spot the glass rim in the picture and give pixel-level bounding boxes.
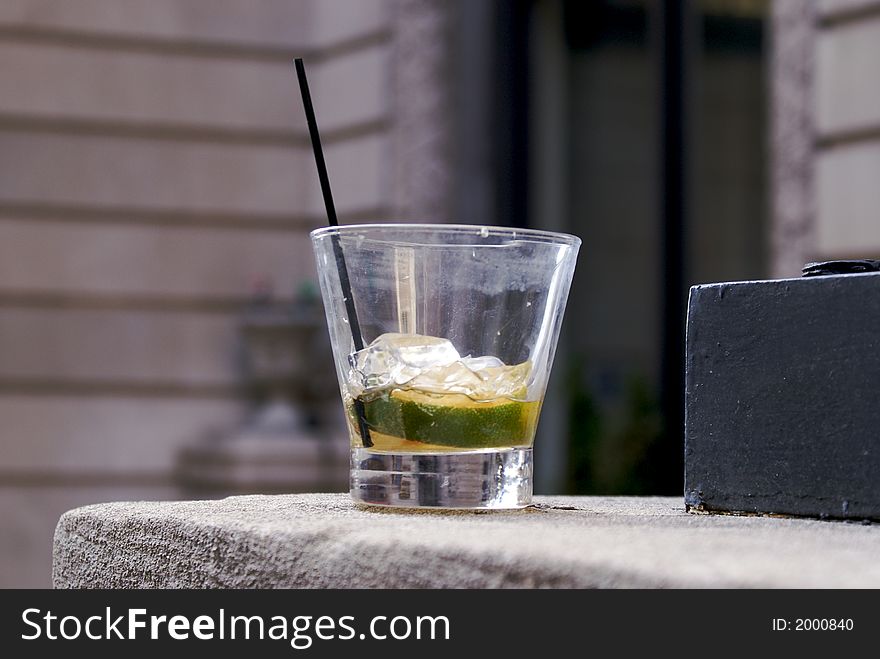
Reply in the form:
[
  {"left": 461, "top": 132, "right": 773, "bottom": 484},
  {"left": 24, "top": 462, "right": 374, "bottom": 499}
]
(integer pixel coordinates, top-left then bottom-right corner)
[{"left": 310, "top": 223, "right": 581, "bottom": 247}]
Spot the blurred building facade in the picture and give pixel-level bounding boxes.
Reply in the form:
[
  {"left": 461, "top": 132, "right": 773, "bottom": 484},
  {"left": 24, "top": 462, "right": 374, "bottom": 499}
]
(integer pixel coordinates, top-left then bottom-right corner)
[
  {"left": 0, "top": 0, "right": 461, "bottom": 587},
  {"left": 773, "top": 0, "right": 880, "bottom": 276},
  {"left": 531, "top": 0, "right": 770, "bottom": 495}
]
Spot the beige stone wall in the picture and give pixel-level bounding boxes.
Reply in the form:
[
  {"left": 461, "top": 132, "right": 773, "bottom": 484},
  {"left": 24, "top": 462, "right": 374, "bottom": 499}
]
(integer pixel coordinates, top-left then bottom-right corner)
[
  {"left": 816, "top": 0, "right": 880, "bottom": 256},
  {"left": 0, "top": 0, "right": 431, "bottom": 587},
  {"left": 774, "top": 0, "right": 880, "bottom": 273}
]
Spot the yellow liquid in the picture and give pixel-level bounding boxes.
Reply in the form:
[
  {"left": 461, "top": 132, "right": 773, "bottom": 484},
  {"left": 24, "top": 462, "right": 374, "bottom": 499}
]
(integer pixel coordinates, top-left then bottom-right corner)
[{"left": 347, "top": 389, "right": 542, "bottom": 453}]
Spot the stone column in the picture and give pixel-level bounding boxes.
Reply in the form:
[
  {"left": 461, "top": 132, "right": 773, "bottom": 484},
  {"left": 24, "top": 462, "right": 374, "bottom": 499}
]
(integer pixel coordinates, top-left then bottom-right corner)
[
  {"left": 771, "top": 0, "right": 817, "bottom": 278},
  {"left": 389, "top": 0, "right": 454, "bottom": 221}
]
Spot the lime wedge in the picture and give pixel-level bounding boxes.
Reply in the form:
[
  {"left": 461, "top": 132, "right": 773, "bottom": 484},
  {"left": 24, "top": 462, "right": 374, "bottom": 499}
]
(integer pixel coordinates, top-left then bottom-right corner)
[{"left": 357, "top": 389, "right": 541, "bottom": 449}]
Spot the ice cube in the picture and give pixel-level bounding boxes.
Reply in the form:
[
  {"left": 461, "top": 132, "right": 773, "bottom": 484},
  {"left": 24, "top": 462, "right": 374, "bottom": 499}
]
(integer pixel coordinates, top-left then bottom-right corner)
[
  {"left": 471, "top": 360, "right": 531, "bottom": 399},
  {"left": 349, "top": 333, "right": 531, "bottom": 401},
  {"left": 349, "top": 333, "right": 461, "bottom": 392},
  {"left": 408, "top": 359, "right": 531, "bottom": 400},
  {"left": 460, "top": 355, "right": 505, "bottom": 371},
  {"left": 408, "top": 361, "right": 484, "bottom": 396}
]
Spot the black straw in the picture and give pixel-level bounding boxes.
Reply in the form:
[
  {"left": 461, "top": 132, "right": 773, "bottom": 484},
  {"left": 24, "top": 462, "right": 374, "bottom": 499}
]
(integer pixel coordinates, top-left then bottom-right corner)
[{"left": 295, "top": 58, "right": 372, "bottom": 448}]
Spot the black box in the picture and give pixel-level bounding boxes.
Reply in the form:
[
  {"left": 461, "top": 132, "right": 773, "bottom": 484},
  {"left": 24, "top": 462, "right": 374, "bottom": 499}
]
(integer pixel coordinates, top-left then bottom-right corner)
[{"left": 684, "top": 272, "right": 880, "bottom": 520}]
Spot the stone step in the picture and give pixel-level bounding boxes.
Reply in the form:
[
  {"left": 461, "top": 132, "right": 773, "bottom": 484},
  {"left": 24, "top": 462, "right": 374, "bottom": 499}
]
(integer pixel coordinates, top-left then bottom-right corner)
[{"left": 53, "top": 493, "right": 880, "bottom": 588}]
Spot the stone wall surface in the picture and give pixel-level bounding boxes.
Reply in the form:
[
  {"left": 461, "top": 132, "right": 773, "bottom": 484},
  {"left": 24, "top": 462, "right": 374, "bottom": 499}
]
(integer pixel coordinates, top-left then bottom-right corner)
[{"left": 54, "top": 494, "right": 880, "bottom": 588}]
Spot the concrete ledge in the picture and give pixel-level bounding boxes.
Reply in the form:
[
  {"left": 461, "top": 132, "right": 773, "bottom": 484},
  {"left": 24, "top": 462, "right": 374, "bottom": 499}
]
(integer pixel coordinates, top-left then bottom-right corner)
[{"left": 53, "top": 494, "right": 880, "bottom": 588}]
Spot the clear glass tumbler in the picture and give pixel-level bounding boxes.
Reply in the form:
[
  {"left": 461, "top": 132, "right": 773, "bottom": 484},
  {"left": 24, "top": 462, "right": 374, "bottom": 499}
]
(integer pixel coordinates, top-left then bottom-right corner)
[{"left": 311, "top": 224, "right": 580, "bottom": 509}]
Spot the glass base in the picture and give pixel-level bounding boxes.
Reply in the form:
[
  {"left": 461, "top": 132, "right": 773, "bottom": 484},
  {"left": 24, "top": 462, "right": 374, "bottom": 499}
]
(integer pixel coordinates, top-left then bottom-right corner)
[{"left": 350, "top": 447, "right": 532, "bottom": 509}]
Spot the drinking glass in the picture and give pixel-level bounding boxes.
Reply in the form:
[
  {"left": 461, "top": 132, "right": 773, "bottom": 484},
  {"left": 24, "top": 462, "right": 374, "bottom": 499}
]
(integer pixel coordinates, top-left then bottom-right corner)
[{"left": 311, "top": 224, "right": 580, "bottom": 509}]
